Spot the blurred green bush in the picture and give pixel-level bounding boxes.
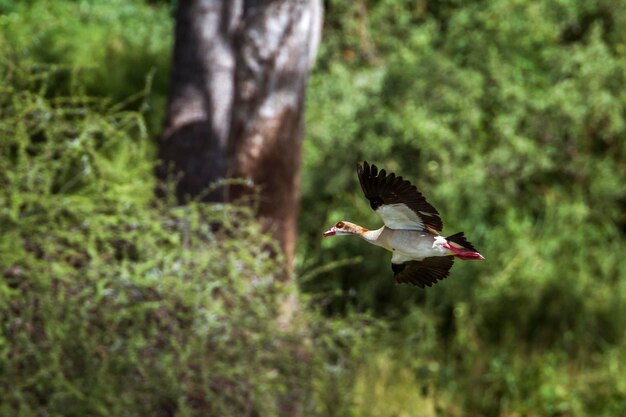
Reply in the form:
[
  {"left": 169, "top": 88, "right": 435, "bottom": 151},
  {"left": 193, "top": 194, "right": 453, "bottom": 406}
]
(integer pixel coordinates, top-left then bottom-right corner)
[
  {"left": 0, "top": 0, "right": 172, "bottom": 134},
  {"left": 300, "top": 0, "right": 626, "bottom": 414},
  {"left": 0, "top": 62, "right": 373, "bottom": 417},
  {"left": 302, "top": 0, "right": 626, "bottom": 346},
  {"left": 1, "top": 0, "right": 626, "bottom": 416}
]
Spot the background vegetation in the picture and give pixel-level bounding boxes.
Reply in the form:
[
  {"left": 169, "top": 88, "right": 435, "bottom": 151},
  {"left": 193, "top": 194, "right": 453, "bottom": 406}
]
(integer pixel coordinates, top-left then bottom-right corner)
[{"left": 1, "top": 0, "right": 625, "bottom": 416}]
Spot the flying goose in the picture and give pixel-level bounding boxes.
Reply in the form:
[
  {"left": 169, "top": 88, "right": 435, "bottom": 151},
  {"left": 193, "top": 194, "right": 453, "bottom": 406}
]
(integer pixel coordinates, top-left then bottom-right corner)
[{"left": 323, "top": 161, "right": 483, "bottom": 287}]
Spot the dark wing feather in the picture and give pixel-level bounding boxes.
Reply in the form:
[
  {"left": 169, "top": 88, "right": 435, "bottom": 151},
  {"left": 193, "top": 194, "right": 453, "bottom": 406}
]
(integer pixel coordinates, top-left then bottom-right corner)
[
  {"left": 357, "top": 161, "right": 443, "bottom": 232},
  {"left": 392, "top": 256, "right": 455, "bottom": 287}
]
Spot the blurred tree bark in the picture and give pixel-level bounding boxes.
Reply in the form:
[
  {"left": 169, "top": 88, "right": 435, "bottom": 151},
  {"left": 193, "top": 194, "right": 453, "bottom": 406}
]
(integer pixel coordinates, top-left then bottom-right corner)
[{"left": 158, "top": 0, "right": 322, "bottom": 271}]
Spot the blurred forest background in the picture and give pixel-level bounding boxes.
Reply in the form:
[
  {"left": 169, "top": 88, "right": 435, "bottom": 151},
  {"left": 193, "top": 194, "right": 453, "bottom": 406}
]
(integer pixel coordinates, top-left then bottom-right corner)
[{"left": 1, "top": 0, "right": 625, "bottom": 416}]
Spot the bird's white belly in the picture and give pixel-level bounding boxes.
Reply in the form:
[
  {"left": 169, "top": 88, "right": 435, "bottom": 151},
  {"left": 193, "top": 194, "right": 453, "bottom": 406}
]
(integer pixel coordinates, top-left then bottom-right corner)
[{"left": 381, "top": 229, "right": 446, "bottom": 259}]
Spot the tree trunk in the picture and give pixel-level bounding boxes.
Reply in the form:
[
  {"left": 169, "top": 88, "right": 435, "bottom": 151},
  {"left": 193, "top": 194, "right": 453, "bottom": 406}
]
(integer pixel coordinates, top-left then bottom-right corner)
[{"left": 158, "top": 0, "right": 322, "bottom": 271}]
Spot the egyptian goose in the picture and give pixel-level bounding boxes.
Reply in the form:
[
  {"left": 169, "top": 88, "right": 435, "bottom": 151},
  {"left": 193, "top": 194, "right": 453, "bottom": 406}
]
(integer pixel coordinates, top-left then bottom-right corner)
[{"left": 323, "top": 161, "right": 484, "bottom": 287}]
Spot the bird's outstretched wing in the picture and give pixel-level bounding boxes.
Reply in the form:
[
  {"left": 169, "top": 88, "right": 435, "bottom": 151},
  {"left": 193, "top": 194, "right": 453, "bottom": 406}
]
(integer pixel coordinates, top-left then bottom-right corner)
[
  {"left": 392, "top": 256, "right": 455, "bottom": 287},
  {"left": 357, "top": 161, "right": 443, "bottom": 232}
]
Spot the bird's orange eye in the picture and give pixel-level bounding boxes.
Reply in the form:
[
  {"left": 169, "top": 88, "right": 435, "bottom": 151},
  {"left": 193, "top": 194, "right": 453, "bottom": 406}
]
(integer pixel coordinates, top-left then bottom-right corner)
[{"left": 335, "top": 221, "right": 345, "bottom": 228}]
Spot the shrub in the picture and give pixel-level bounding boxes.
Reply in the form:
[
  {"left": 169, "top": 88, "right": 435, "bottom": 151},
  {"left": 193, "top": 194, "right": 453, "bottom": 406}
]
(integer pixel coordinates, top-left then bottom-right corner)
[{"left": 0, "top": 64, "right": 321, "bottom": 417}]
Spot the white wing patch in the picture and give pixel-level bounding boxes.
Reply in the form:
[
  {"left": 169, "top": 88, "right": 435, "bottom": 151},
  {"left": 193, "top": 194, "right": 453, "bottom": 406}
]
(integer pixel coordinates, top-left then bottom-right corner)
[{"left": 376, "top": 204, "right": 424, "bottom": 230}]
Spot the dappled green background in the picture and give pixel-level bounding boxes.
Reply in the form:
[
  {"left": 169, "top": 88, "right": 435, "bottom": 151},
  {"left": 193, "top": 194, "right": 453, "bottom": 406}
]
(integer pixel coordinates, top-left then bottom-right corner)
[{"left": 1, "top": 0, "right": 625, "bottom": 416}]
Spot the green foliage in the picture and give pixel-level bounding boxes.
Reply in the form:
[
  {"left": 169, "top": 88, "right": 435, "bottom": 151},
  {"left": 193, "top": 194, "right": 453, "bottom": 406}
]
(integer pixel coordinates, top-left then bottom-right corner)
[
  {"left": 0, "top": 0, "right": 172, "bottom": 133},
  {"left": 0, "top": 64, "right": 374, "bottom": 417},
  {"left": 304, "top": 0, "right": 626, "bottom": 336},
  {"left": 302, "top": 0, "right": 626, "bottom": 415},
  {"left": 2, "top": 0, "right": 626, "bottom": 416}
]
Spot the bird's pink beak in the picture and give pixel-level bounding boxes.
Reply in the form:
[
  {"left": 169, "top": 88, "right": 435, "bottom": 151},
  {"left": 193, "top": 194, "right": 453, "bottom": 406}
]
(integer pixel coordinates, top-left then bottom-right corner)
[{"left": 323, "top": 227, "right": 336, "bottom": 237}]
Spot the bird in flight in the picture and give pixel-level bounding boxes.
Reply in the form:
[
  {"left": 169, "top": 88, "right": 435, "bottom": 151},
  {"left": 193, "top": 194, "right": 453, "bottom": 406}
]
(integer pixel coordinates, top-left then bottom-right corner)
[{"left": 323, "top": 161, "right": 484, "bottom": 287}]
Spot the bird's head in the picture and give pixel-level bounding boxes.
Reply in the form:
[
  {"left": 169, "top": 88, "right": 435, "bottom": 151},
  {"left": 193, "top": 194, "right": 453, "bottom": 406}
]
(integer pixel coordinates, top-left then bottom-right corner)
[{"left": 323, "top": 221, "right": 365, "bottom": 237}]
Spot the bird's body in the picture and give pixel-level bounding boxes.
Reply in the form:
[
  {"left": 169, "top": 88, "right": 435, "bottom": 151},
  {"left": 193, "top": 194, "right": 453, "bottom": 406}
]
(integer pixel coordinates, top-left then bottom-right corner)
[
  {"left": 345, "top": 224, "right": 449, "bottom": 259},
  {"left": 324, "top": 162, "right": 484, "bottom": 287}
]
